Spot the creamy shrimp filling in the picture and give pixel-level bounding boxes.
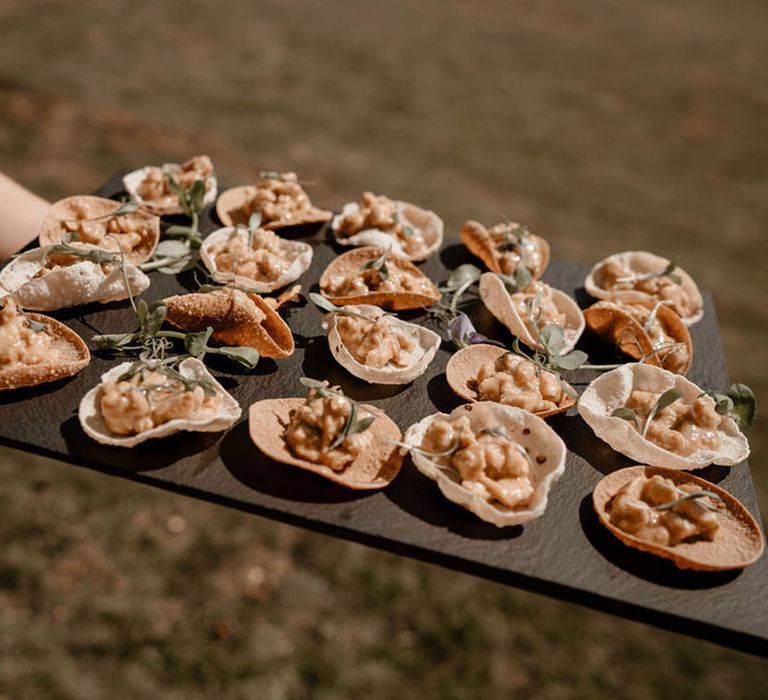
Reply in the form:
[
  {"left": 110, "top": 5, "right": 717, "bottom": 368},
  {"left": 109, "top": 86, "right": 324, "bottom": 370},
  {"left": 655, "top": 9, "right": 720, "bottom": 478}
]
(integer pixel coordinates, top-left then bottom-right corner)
[
  {"left": 329, "top": 263, "right": 433, "bottom": 297},
  {"left": 0, "top": 299, "right": 52, "bottom": 368},
  {"left": 284, "top": 388, "right": 374, "bottom": 471},
  {"left": 137, "top": 155, "right": 214, "bottom": 206},
  {"left": 335, "top": 308, "right": 416, "bottom": 369},
  {"left": 242, "top": 172, "right": 317, "bottom": 225},
  {"left": 511, "top": 282, "right": 565, "bottom": 335},
  {"left": 419, "top": 417, "right": 537, "bottom": 510},
  {"left": 209, "top": 228, "right": 290, "bottom": 282},
  {"left": 625, "top": 390, "right": 722, "bottom": 456},
  {"left": 60, "top": 199, "right": 152, "bottom": 255},
  {"left": 488, "top": 223, "right": 544, "bottom": 277},
  {"left": 474, "top": 353, "right": 567, "bottom": 413},
  {"left": 336, "top": 192, "right": 428, "bottom": 258},
  {"left": 598, "top": 259, "right": 693, "bottom": 318},
  {"left": 623, "top": 304, "right": 689, "bottom": 373},
  {"left": 608, "top": 475, "right": 721, "bottom": 546},
  {"left": 99, "top": 367, "right": 221, "bottom": 436}
]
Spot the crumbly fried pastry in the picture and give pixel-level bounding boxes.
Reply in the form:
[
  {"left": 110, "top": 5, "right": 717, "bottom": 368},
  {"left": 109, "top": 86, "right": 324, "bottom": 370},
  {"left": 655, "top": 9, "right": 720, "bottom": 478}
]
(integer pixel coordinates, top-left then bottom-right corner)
[
  {"left": 461, "top": 220, "right": 549, "bottom": 279},
  {"left": 593, "top": 465, "right": 764, "bottom": 570},
  {"left": 446, "top": 344, "right": 576, "bottom": 417},
  {"left": 78, "top": 358, "right": 240, "bottom": 447},
  {"left": 0, "top": 298, "right": 90, "bottom": 391},
  {"left": 216, "top": 172, "right": 332, "bottom": 230},
  {"left": 332, "top": 192, "right": 443, "bottom": 261},
  {"left": 319, "top": 246, "right": 440, "bottom": 311},
  {"left": 38, "top": 195, "right": 160, "bottom": 265},
  {"left": 404, "top": 402, "right": 566, "bottom": 527},
  {"left": 123, "top": 155, "right": 217, "bottom": 216},
  {"left": 323, "top": 304, "right": 440, "bottom": 384},
  {"left": 585, "top": 251, "right": 703, "bottom": 326}
]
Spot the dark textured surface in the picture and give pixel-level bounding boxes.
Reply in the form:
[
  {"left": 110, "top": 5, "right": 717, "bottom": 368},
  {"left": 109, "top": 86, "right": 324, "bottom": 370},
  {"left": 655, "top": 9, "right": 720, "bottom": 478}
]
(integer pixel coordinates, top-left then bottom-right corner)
[{"left": 1, "top": 173, "right": 766, "bottom": 656}]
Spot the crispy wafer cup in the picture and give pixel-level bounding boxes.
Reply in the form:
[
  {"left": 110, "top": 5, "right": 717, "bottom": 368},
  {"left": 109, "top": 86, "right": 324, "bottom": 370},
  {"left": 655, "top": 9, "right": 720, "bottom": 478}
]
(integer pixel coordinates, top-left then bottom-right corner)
[
  {"left": 248, "top": 398, "right": 403, "bottom": 489},
  {"left": 445, "top": 344, "right": 576, "bottom": 417},
  {"left": 0, "top": 313, "right": 90, "bottom": 391},
  {"left": 319, "top": 246, "right": 440, "bottom": 311},
  {"left": 460, "top": 220, "right": 550, "bottom": 278},
  {"left": 164, "top": 288, "right": 294, "bottom": 359},
  {"left": 216, "top": 185, "right": 332, "bottom": 230},
  {"left": 593, "top": 465, "right": 765, "bottom": 571},
  {"left": 38, "top": 195, "right": 160, "bottom": 265},
  {"left": 584, "top": 300, "right": 693, "bottom": 375}
]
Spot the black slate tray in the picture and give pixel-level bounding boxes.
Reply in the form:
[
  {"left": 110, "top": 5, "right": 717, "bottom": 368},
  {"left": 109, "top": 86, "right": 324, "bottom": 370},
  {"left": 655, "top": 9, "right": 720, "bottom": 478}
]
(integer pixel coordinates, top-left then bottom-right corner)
[{"left": 1, "top": 173, "right": 766, "bottom": 657}]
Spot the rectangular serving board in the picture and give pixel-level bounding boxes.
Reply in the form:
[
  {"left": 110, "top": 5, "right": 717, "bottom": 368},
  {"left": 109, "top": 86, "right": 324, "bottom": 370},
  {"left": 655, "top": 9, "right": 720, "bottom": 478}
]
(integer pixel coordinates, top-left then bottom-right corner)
[{"left": 1, "top": 173, "right": 766, "bottom": 657}]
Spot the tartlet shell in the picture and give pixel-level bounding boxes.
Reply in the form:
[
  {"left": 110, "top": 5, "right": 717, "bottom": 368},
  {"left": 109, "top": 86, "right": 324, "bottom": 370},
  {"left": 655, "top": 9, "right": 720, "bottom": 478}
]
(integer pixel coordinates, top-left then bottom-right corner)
[
  {"left": 584, "top": 251, "right": 704, "bottom": 326},
  {"left": 593, "top": 465, "right": 765, "bottom": 571},
  {"left": 248, "top": 398, "right": 403, "bottom": 489},
  {"left": 38, "top": 195, "right": 160, "bottom": 265},
  {"left": 478, "top": 272, "right": 585, "bottom": 353},
  {"left": 216, "top": 185, "right": 332, "bottom": 230},
  {"left": 0, "top": 313, "right": 90, "bottom": 391},
  {"left": 445, "top": 344, "right": 576, "bottom": 418},
  {"left": 331, "top": 199, "right": 444, "bottom": 261},
  {"left": 78, "top": 358, "right": 241, "bottom": 448},
  {"left": 200, "top": 226, "right": 313, "bottom": 293},
  {"left": 584, "top": 299, "right": 693, "bottom": 375},
  {"left": 0, "top": 245, "right": 150, "bottom": 311},
  {"left": 460, "top": 220, "right": 550, "bottom": 279},
  {"left": 578, "top": 363, "right": 749, "bottom": 470},
  {"left": 324, "top": 304, "right": 441, "bottom": 385},
  {"left": 164, "top": 288, "right": 295, "bottom": 359},
  {"left": 319, "top": 246, "right": 441, "bottom": 311},
  {"left": 122, "top": 166, "right": 218, "bottom": 216},
  {"left": 404, "top": 402, "right": 567, "bottom": 527}
]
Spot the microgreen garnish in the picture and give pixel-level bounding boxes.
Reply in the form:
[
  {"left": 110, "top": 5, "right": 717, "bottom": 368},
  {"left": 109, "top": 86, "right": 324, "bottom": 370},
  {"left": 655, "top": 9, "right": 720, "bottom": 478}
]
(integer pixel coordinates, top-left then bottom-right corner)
[
  {"left": 117, "top": 359, "right": 219, "bottom": 398},
  {"left": 308, "top": 292, "right": 381, "bottom": 322},
  {"left": 259, "top": 171, "right": 286, "bottom": 181},
  {"left": 446, "top": 314, "right": 505, "bottom": 349},
  {"left": 62, "top": 200, "right": 139, "bottom": 224},
  {"left": 616, "top": 260, "right": 682, "bottom": 286},
  {"left": 651, "top": 489, "right": 724, "bottom": 513},
  {"left": 700, "top": 384, "right": 757, "bottom": 431},
  {"left": 38, "top": 233, "right": 122, "bottom": 266},
  {"left": 15, "top": 307, "right": 47, "bottom": 333},
  {"left": 359, "top": 248, "right": 391, "bottom": 282},
  {"left": 479, "top": 426, "right": 509, "bottom": 440},
  {"left": 642, "top": 301, "right": 670, "bottom": 334},
  {"left": 428, "top": 264, "right": 482, "bottom": 324},
  {"left": 611, "top": 388, "right": 683, "bottom": 438},
  {"left": 495, "top": 223, "right": 530, "bottom": 254},
  {"left": 298, "top": 377, "right": 376, "bottom": 449}
]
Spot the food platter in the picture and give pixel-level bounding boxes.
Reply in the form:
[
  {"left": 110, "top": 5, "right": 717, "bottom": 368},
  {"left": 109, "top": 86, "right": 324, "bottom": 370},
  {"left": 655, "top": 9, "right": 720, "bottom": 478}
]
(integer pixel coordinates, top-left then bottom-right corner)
[{"left": 0, "top": 172, "right": 766, "bottom": 657}]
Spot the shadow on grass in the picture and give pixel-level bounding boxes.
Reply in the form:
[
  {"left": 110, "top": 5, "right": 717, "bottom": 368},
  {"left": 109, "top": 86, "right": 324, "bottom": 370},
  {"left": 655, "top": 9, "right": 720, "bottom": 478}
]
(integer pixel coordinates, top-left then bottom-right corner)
[
  {"left": 220, "top": 419, "right": 368, "bottom": 505},
  {"left": 578, "top": 494, "right": 739, "bottom": 589}
]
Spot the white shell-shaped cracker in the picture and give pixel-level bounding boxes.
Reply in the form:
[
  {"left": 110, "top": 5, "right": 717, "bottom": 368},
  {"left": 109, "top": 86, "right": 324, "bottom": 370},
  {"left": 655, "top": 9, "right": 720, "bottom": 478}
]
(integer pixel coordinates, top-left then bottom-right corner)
[
  {"left": 79, "top": 358, "right": 241, "bottom": 448},
  {"left": 0, "top": 245, "right": 150, "bottom": 311},
  {"left": 331, "top": 200, "right": 444, "bottom": 261},
  {"left": 123, "top": 166, "right": 218, "bottom": 216},
  {"left": 578, "top": 363, "right": 749, "bottom": 469},
  {"left": 584, "top": 251, "right": 703, "bottom": 326},
  {"left": 479, "top": 273, "right": 585, "bottom": 353},
  {"left": 199, "top": 227, "right": 313, "bottom": 294},
  {"left": 323, "top": 304, "right": 441, "bottom": 385},
  {"left": 404, "top": 402, "right": 567, "bottom": 527}
]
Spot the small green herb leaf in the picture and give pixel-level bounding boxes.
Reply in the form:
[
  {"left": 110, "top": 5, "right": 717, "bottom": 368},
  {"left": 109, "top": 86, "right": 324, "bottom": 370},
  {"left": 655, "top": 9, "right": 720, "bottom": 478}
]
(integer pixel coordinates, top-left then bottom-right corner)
[
  {"left": 642, "top": 388, "right": 683, "bottom": 437},
  {"left": 184, "top": 327, "right": 214, "bottom": 357},
  {"left": 217, "top": 346, "right": 260, "bottom": 369}
]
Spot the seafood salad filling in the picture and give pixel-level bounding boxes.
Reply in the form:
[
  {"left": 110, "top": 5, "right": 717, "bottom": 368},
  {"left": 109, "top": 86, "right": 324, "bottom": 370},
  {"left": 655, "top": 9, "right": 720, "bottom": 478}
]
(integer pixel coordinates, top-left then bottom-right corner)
[
  {"left": 0, "top": 299, "right": 51, "bottom": 368},
  {"left": 59, "top": 199, "right": 153, "bottom": 256},
  {"left": 623, "top": 303, "right": 689, "bottom": 373},
  {"left": 242, "top": 172, "right": 316, "bottom": 225},
  {"left": 420, "top": 418, "right": 536, "bottom": 509},
  {"left": 608, "top": 474, "right": 721, "bottom": 546},
  {"left": 597, "top": 258, "right": 694, "bottom": 319},
  {"left": 335, "top": 307, "right": 416, "bottom": 369},
  {"left": 208, "top": 228, "right": 290, "bottom": 282},
  {"left": 336, "top": 192, "right": 429, "bottom": 259},
  {"left": 621, "top": 390, "right": 722, "bottom": 455},
  {"left": 328, "top": 251, "right": 433, "bottom": 297},
  {"left": 284, "top": 384, "right": 375, "bottom": 471},
  {"left": 99, "top": 364, "right": 222, "bottom": 436},
  {"left": 137, "top": 155, "right": 214, "bottom": 206},
  {"left": 487, "top": 223, "right": 545, "bottom": 277},
  {"left": 512, "top": 282, "right": 565, "bottom": 335},
  {"left": 474, "top": 353, "right": 568, "bottom": 413}
]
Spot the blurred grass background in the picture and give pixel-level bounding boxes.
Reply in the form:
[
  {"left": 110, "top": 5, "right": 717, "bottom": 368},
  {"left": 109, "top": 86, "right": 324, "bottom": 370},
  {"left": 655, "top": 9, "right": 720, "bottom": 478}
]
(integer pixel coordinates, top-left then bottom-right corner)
[{"left": 1, "top": 0, "right": 767, "bottom": 697}]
